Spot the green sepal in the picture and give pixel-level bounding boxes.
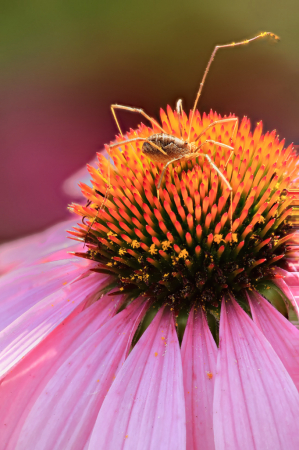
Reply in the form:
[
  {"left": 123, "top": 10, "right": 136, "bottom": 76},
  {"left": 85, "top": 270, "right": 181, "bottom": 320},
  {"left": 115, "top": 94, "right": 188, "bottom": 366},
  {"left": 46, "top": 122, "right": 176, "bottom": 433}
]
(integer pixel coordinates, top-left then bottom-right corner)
[
  {"left": 256, "top": 280, "right": 288, "bottom": 318},
  {"left": 132, "top": 304, "right": 160, "bottom": 346}
]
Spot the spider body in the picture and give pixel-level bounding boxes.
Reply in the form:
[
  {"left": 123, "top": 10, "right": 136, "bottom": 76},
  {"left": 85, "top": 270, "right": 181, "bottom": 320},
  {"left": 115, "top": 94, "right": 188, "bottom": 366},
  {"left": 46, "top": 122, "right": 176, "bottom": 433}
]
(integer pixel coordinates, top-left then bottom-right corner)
[{"left": 142, "top": 134, "right": 190, "bottom": 163}]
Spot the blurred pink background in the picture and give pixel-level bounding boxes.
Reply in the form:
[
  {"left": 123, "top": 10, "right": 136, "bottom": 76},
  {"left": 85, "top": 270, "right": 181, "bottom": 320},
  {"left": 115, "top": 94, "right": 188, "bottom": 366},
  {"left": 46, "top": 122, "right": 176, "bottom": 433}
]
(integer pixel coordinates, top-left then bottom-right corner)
[{"left": 1, "top": 0, "right": 299, "bottom": 243}]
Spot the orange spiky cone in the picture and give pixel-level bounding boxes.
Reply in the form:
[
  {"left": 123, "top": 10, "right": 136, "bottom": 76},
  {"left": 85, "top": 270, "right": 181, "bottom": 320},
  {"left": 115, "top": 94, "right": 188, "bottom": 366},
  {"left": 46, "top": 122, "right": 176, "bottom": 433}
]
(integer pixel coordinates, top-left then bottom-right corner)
[{"left": 69, "top": 107, "right": 299, "bottom": 313}]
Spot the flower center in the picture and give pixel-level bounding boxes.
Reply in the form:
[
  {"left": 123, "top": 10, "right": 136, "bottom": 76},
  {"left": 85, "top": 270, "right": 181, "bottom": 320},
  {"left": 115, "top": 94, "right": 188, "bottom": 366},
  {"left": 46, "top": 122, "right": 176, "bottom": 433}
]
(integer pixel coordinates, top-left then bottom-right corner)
[{"left": 70, "top": 108, "right": 297, "bottom": 317}]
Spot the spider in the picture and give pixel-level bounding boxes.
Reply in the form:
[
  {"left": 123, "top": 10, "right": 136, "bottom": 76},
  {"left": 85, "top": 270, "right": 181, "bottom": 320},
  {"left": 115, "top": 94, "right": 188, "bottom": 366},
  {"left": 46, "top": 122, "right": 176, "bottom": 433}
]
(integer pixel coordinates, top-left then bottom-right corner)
[{"left": 87, "top": 31, "right": 279, "bottom": 238}]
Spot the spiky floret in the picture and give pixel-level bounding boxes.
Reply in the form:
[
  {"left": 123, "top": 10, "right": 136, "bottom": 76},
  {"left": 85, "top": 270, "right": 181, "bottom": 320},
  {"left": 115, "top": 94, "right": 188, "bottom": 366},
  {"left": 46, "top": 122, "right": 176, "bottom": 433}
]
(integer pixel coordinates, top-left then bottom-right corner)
[{"left": 69, "top": 107, "right": 299, "bottom": 315}]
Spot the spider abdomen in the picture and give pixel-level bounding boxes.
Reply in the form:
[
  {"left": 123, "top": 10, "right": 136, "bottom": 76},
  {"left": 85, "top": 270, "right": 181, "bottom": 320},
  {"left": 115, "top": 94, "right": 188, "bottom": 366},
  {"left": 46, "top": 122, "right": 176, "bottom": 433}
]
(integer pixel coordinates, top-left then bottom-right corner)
[{"left": 142, "top": 133, "right": 189, "bottom": 163}]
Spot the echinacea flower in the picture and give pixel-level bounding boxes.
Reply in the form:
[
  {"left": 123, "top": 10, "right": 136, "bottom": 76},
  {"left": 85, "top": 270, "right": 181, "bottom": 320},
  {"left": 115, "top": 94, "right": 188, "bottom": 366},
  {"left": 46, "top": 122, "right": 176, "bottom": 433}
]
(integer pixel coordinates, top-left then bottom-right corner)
[{"left": 1, "top": 107, "right": 299, "bottom": 449}]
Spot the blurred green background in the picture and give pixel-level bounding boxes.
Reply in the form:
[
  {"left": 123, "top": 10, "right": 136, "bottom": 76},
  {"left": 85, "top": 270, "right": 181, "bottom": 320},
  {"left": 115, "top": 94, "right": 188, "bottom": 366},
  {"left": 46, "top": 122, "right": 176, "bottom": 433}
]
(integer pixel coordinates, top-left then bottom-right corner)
[{"left": 1, "top": 0, "right": 299, "bottom": 242}]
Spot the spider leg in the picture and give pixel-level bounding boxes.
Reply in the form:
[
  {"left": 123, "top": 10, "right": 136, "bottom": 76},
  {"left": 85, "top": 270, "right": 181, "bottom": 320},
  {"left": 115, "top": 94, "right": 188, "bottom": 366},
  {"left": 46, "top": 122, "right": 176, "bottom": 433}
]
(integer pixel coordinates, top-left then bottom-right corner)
[
  {"left": 191, "top": 149, "right": 232, "bottom": 194},
  {"left": 231, "top": 117, "right": 239, "bottom": 144},
  {"left": 109, "top": 137, "right": 168, "bottom": 193},
  {"left": 194, "top": 118, "right": 238, "bottom": 144},
  {"left": 82, "top": 200, "right": 92, "bottom": 225},
  {"left": 111, "top": 104, "right": 166, "bottom": 135},
  {"left": 157, "top": 154, "right": 187, "bottom": 196},
  {"left": 191, "top": 142, "right": 234, "bottom": 237},
  {"left": 84, "top": 146, "right": 113, "bottom": 245},
  {"left": 85, "top": 136, "right": 167, "bottom": 242},
  {"left": 176, "top": 99, "right": 183, "bottom": 138},
  {"left": 203, "top": 139, "right": 235, "bottom": 167},
  {"left": 225, "top": 150, "right": 234, "bottom": 168},
  {"left": 204, "top": 139, "right": 234, "bottom": 153},
  {"left": 106, "top": 137, "right": 167, "bottom": 202},
  {"left": 188, "top": 31, "right": 279, "bottom": 140}
]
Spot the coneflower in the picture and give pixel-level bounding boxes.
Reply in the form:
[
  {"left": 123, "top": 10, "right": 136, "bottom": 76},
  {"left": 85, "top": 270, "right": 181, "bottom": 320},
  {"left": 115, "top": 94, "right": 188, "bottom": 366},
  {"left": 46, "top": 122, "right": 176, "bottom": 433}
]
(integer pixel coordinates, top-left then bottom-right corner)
[{"left": 1, "top": 107, "right": 299, "bottom": 450}]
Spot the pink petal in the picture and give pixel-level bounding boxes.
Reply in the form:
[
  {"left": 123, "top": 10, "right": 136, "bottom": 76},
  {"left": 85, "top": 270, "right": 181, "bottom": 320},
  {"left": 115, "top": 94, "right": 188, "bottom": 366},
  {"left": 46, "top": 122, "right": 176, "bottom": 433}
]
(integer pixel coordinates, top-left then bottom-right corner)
[
  {"left": 273, "top": 279, "right": 299, "bottom": 318},
  {"left": 0, "top": 293, "right": 119, "bottom": 449},
  {"left": 0, "top": 219, "right": 79, "bottom": 274},
  {"left": 214, "top": 296, "right": 299, "bottom": 450},
  {"left": 247, "top": 290, "right": 299, "bottom": 390},
  {"left": 62, "top": 156, "right": 104, "bottom": 198},
  {"left": 288, "top": 262, "right": 299, "bottom": 272},
  {"left": 275, "top": 267, "right": 299, "bottom": 312},
  {"left": 9, "top": 298, "right": 148, "bottom": 450},
  {"left": 89, "top": 306, "right": 186, "bottom": 450},
  {"left": 0, "top": 269, "right": 112, "bottom": 378},
  {"left": 181, "top": 307, "right": 217, "bottom": 450},
  {"left": 0, "top": 258, "right": 91, "bottom": 331}
]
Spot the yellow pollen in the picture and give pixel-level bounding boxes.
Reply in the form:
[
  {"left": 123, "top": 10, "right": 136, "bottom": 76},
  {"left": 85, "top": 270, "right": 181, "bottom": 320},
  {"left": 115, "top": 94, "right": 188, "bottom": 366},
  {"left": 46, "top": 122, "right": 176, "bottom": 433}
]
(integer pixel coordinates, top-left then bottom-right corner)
[
  {"left": 119, "top": 248, "right": 126, "bottom": 255},
  {"left": 232, "top": 233, "right": 238, "bottom": 243},
  {"left": 178, "top": 249, "right": 189, "bottom": 259},
  {"left": 162, "top": 240, "right": 172, "bottom": 251},
  {"left": 149, "top": 244, "right": 158, "bottom": 255},
  {"left": 258, "top": 216, "right": 265, "bottom": 224},
  {"left": 131, "top": 240, "right": 140, "bottom": 248},
  {"left": 214, "top": 234, "right": 224, "bottom": 244},
  {"left": 107, "top": 231, "right": 117, "bottom": 239},
  {"left": 106, "top": 262, "right": 113, "bottom": 267}
]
